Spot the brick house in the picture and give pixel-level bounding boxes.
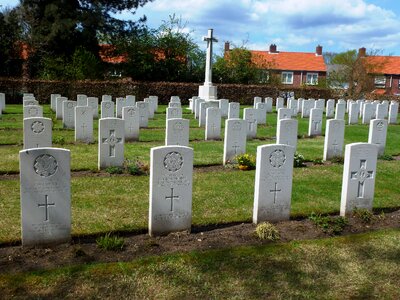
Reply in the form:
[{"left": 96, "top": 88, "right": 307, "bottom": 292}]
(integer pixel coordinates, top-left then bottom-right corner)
[
  {"left": 359, "top": 47, "right": 400, "bottom": 96},
  {"left": 224, "top": 43, "right": 327, "bottom": 87}
]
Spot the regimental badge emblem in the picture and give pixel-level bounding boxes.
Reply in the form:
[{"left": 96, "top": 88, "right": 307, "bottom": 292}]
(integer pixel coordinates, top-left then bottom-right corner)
[
  {"left": 163, "top": 152, "right": 184, "bottom": 172},
  {"left": 33, "top": 154, "right": 58, "bottom": 177},
  {"left": 269, "top": 149, "right": 286, "bottom": 168}
]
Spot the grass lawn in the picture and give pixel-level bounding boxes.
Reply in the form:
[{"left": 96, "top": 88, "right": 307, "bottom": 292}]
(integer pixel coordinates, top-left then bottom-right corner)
[
  {"left": 1, "top": 229, "right": 399, "bottom": 299},
  {"left": 0, "top": 103, "right": 399, "bottom": 298}
]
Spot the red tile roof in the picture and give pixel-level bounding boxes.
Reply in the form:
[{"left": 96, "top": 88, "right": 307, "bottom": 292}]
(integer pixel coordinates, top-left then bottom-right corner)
[
  {"left": 99, "top": 44, "right": 128, "bottom": 64},
  {"left": 364, "top": 56, "right": 400, "bottom": 75},
  {"left": 250, "top": 50, "right": 327, "bottom": 72}
]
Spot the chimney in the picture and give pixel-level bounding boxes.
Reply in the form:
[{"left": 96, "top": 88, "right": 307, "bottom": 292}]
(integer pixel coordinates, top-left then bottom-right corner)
[
  {"left": 224, "top": 42, "right": 230, "bottom": 52},
  {"left": 358, "top": 47, "right": 366, "bottom": 57},
  {"left": 269, "top": 44, "right": 277, "bottom": 53},
  {"left": 316, "top": 45, "right": 322, "bottom": 56}
]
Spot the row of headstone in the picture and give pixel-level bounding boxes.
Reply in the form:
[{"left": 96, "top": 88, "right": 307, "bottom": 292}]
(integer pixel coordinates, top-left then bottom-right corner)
[{"left": 18, "top": 139, "right": 381, "bottom": 245}]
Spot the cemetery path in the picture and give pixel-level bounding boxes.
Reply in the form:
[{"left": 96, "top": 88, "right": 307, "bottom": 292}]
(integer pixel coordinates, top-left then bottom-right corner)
[{"left": 1, "top": 209, "right": 399, "bottom": 275}]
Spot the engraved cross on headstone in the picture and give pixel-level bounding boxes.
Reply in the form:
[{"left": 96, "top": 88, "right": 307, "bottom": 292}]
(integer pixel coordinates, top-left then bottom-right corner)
[
  {"left": 38, "top": 195, "right": 55, "bottom": 221},
  {"left": 102, "top": 129, "right": 122, "bottom": 157},
  {"left": 350, "top": 159, "right": 374, "bottom": 198},
  {"left": 232, "top": 144, "right": 241, "bottom": 155},
  {"left": 81, "top": 123, "right": 87, "bottom": 135},
  {"left": 332, "top": 140, "right": 339, "bottom": 155},
  {"left": 165, "top": 188, "right": 179, "bottom": 212},
  {"left": 270, "top": 182, "right": 281, "bottom": 204},
  {"left": 211, "top": 123, "right": 217, "bottom": 133},
  {"left": 313, "top": 120, "right": 321, "bottom": 131}
]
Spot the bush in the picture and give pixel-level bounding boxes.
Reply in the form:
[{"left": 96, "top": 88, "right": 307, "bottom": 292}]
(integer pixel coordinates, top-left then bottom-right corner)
[
  {"left": 309, "top": 212, "right": 348, "bottom": 235},
  {"left": 255, "top": 222, "right": 280, "bottom": 241},
  {"left": 126, "top": 159, "right": 149, "bottom": 176},
  {"left": 353, "top": 208, "right": 374, "bottom": 223},
  {"left": 105, "top": 166, "right": 124, "bottom": 174},
  {"left": 96, "top": 233, "right": 125, "bottom": 251},
  {"left": 235, "top": 153, "right": 256, "bottom": 170},
  {"left": 294, "top": 152, "right": 306, "bottom": 168}
]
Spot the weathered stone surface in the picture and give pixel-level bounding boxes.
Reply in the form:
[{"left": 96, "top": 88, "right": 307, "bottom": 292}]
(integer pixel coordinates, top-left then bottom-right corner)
[
  {"left": 223, "top": 119, "right": 247, "bottom": 164},
  {"left": 149, "top": 146, "right": 193, "bottom": 236},
  {"left": 205, "top": 107, "right": 221, "bottom": 140},
  {"left": 75, "top": 106, "right": 93, "bottom": 143},
  {"left": 368, "top": 119, "right": 388, "bottom": 156},
  {"left": 23, "top": 117, "right": 52, "bottom": 149},
  {"left": 277, "top": 119, "right": 298, "bottom": 151},
  {"left": 323, "top": 119, "right": 345, "bottom": 160},
  {"left": 98, "top": 118, "right": 125, "bottom": 169},
  {"left": 166, "top": 118, "right": 189, "bottom": 146},
  {"left": 20, "top": 147, "right": 71, "bottom": 246}
]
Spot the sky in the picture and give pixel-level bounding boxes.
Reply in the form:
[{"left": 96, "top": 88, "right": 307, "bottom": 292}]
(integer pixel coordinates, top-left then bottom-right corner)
[{"left": 1, "top": 0, "right": 400, "bottom": 55}]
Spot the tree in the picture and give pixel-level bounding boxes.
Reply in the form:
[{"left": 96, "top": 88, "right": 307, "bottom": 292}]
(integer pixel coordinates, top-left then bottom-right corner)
[
  {"left": 213, "top": 47, "right": 266, "bottom": 84},
  {"left": 328, "top": 49, "right": 387, "bottom": 98},
  {"left": 122, "top": 15, "right": 205, "bottom": 82},
  {"left": 0, "top": 7, "right": 23, "bottom": 77},
  {"left": 19, "top": 0, "right": 152, "bottom": 78}
]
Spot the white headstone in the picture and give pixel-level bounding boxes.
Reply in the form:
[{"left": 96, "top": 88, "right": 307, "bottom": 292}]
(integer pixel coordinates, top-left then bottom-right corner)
[
  {"left": 265, "top": 97, "right": 273, "bottom": 112},
  {"left": 56, "top": 96, "right": 67, "bottom": 119},
  {"left": 75, "top": 106, "right": 93, "bottom": 143},
  {"left": 276, "top": 97, "right": 284, "bottom": 110},
  {"left": 253, "top": 144, "right": 295, "bottom": 223},
  {"left": 0, "top": 92, "right": 4, "bottom": 112},
  {"left": 297, "top": 98, "right": 304, "bottom": 113},
  {"left": 375, "top": 103, "right": 387, "bottom": 120},
  {"left": 166, "top": 107, "right": 183, "bottom": 120},
  {"left": 62, "top": 100, "right": 77, "bottom": 129},
  {"left": 166, "top": 118, "right": 189, "bottom": 146},
  {"left": 116, "top": 97, "right": 126, "bottom": 118},
  {"left": 223, "top": 119, "right": 247, "bottom": 164},
  {"left": 169, "top": 102, "right": 181, "bottom": 108},
  {"left": 170, "top": 96, "right": 181, "bottom": 103},
  {"left": 23, "top": 117, "right": 52, "bottom": 149},
  {"left": 340, "top": 143, "right": 378, "bottom": 216},
  {"left": 122, "top": 106, "right": 140, "bottom": 142},
  {"left": 98, "top": 118, "right": 125, "bottom": 169},
  {"left": 277, "top": 108, "right": 292, "bottom": 120},
  {"left": 289, "top": 99, "right": 298, "bottom": 115},
  {"left": 228, "top": 102, "right": 240, "bottom": 119},
  {"left": 256, "top": 102, "right": 267, "bottom": 125},
  {"left": 149, "top": 95, "right": 158, "bottom": 112},
  {"left": 194, "top": 98, "right": 205, "bottom": 119},
  {"left": 205, "top": 107, "right": 221, "bottom": 140},
  {"left": 101, "top": 101, "right": 115, "bottom": 118},
  {"left": 219, "top": 99, "right": 229, "bottom": 118},
  {"left": 362, "top": 103, "right": 374, "bottom": 124},
  {"left": 243, "top": 108, "right": 258, "bottom": 139},
  {"left": 149, "top": 146, "right": 193, "bottom": 236},
  {"left": 308, "top": 108, "right": 323, "bottom": 136},
  {"left": 87, "top": 97, "right": 99, "bottom": 119},
  {"left": 102, "top": 95, "right": 112, "bottom": 102},
  {"left": 323, "top": 119, "right": 345, "bottom": 160},
  {"left": 199, "top": 101, "right": 212, "bottom": 127},
  {"left": 77, "top": 94, "right": 87, "bottom": 106},
  {"left": 301, "top": 100, "right": 313, "bottom": 118},
  {"left": 277, "top": 119, "right": 298, "bottom": 150},
  {"left": 144, "top": 98, "right": 154, "bottom": 119},
  {"left": 315, "top": 99, "right": 325, "bottom": 111},
  {"left": 126, "top": 95, "right": 136, "bottom": 107},
  {"left": 20, "top": 147, "right": 71, "bottom": 246},
  {"left": 348, "top": 102, "right": 359, "bottom": 124},
  {"left": 388, "top": 102, "right": 398, "bottom": 124},
  {"left": 326, "top": 99, "right": 335, "bottom": 118},
  {"left": 23, "top": 105, "right": 43, "bottom": 119},
  {"left": 23, "top": 99, "right": 39, "bottom": 107},
  {"left": 136, "top": 101, "right": 149, "bottom": 128},
  {"left": 368, "top": 119, "right": 387, "bottom": 156},
  {"left": 253, "top": 96, "right": 262, "bottom": 108},
  {"left": 335, "top": 103, "right": 345, "bottom": 120},
  {"left": 50, "top": 94, "right": 61, "bottom": 111}
]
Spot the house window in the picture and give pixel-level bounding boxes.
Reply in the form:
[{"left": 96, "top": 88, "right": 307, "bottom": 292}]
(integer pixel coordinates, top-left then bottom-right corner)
[
  {"left": 306, "top": 73, "right": 318, "bottom": 85},
  {"left": 374, "top": 76, "right": 386, "bottom": 88},
  {"left": 281, "top": 72, "right": 293, "bottom": 84}
]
